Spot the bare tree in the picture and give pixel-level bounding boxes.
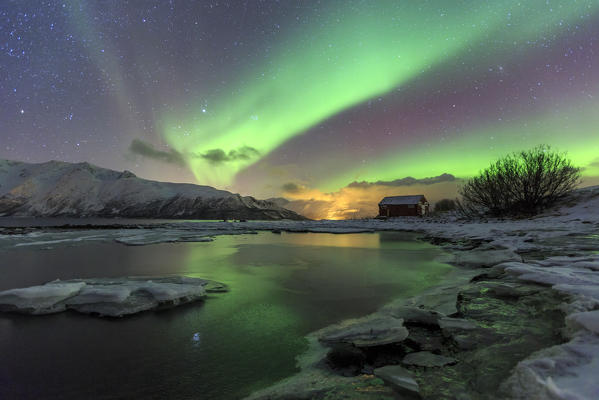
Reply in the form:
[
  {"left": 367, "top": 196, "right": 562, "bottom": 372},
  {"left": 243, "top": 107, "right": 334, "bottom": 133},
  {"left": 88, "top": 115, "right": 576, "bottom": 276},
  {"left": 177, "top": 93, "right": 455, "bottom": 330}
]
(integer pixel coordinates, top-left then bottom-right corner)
[
  {"left": 458, "top": 146, "right": 580, "bottom": 217},
  {"left": 435, "top": 198, "right": 456, "bottom": 212}
]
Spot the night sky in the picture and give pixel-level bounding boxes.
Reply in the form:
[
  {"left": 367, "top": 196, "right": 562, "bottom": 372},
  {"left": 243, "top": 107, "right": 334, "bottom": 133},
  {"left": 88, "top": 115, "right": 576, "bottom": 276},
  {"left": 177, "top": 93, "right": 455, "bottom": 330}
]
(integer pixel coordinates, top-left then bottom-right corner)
[{"left": 2, "top": 1, "right": 598, "bottom": 218}]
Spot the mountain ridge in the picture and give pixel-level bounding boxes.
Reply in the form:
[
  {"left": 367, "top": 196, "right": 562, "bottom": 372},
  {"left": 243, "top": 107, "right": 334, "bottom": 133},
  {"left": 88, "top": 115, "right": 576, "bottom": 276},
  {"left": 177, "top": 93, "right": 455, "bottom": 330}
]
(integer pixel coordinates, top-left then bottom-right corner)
[{"left": 0, "top": 159, "right": 305, "bottom": 220}]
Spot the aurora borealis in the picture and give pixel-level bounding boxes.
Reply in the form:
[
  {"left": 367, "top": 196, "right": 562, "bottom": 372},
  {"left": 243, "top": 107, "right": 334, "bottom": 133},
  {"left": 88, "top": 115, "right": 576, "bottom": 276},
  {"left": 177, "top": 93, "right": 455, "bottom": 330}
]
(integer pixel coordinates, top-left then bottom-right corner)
[{"left": 2, "top": 1, "right": 598, "bottom": 219}]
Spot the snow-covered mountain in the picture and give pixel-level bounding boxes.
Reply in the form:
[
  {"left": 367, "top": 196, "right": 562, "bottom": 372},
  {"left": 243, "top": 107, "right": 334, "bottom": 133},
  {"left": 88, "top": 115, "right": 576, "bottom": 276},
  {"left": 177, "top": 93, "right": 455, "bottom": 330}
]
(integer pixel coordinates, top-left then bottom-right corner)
[{"left": 0, "top": 159, "right": 305, "bottom": 220}]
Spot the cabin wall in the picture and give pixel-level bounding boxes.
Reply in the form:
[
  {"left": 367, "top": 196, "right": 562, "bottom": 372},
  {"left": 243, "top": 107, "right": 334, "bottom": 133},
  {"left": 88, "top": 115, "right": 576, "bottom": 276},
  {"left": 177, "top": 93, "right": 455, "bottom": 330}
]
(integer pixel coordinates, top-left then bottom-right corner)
[
  {"left": 378, "top": 200, "right": 430, "bottom": 217},
  {"left": 379, "top": 204, "right": 419, "bottom": 217}
]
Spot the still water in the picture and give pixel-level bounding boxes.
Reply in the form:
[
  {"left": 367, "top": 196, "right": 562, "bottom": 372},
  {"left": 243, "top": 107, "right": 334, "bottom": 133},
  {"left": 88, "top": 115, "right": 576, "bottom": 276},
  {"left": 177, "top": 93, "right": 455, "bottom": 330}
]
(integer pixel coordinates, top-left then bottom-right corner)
[{"left": 0, "top": 231, "right": 451, "bottom": 399}]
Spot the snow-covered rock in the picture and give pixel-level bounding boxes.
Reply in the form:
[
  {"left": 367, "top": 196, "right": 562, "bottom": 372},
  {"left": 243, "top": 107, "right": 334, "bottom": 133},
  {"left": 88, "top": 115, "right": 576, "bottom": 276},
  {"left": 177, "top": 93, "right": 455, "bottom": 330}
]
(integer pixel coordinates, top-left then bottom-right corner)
[
  {"left": 502, "top": 332, "right": 599, "bottom": 400},
  {"left": 0, "top": 159, "right": 304, "bottom": 220},
  {"left": 567, "top": 311, "right": 599, "bottom": 335},
  {"left": 438, "top": 317, "right": 477, "bottom": 331},
  {"left": 495, "top": 256, "right": 599, "bottom": 400},
  {"left": 0, "top": 276, "right": 225, "bottom": 317},
  {"left": 373, "top": 365, "right": 420, "bottom": 398},
  {"left": 382, "top": 305, "right": 444, "bottom": 326},
  {"left": 446, "top": 248, "right": 522, "bottom": 268},
  {"left": 317, "top": 314, "right": 409, "bottom": 347}
]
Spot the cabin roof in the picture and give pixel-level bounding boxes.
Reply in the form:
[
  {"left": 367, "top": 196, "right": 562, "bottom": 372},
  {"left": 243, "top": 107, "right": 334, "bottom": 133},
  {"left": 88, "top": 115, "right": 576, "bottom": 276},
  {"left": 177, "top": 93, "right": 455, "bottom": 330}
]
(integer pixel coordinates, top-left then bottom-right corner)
[{"left": 379, "top": 195, "right": 425, "bottom": 205}]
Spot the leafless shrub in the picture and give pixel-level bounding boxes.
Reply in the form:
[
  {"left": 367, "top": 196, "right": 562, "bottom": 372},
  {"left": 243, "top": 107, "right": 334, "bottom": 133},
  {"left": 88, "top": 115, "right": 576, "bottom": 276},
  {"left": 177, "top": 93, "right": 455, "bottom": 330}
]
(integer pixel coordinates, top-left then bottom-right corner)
[
  {"left": 435, "top": 198, "right": 457, "bottom": 212},
  {"left": 458, "top": 146, "right": 580, "bottom": 218}
]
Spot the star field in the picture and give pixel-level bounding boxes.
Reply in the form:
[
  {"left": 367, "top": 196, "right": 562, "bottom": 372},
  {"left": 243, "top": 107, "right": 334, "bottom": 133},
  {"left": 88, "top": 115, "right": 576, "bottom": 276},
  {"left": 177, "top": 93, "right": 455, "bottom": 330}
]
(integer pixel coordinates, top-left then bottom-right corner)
[{"left": 1, "top": 1, "right": 598, "bottom": 218}]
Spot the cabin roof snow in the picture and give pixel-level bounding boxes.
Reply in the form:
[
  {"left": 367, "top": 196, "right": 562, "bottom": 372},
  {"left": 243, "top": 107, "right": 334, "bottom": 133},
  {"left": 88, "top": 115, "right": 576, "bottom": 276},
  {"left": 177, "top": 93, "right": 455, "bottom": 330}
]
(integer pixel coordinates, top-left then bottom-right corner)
[{"left": 379, "top": 195, "right": 425, "bottom": 205}]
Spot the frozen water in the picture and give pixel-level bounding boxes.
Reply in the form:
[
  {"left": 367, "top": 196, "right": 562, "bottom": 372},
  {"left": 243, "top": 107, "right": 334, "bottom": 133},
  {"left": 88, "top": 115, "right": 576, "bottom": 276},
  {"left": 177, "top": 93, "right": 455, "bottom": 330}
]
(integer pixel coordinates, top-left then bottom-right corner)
[
  {"left": 0, "top": 281, "right": 85, "bottom": 314},
  {"left": 0, "top": 276, "right": 217, "bottom": 317}
]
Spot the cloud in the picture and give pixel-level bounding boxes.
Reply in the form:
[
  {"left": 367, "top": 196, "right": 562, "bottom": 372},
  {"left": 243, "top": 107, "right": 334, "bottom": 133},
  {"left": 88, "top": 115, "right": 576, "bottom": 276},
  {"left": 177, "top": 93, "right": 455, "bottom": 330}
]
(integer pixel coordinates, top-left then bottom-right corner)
[
  {"left": 347, "top": 173, "right": 456, "bottom": 188},
  {"left": 581, "top": 158, "right": 599, "bottom": 175},
  {"left": 199, "top": 146, "right": 260, "bottom": 165},
  {"left": 129, "top": 139, "right": 185, "bottom": 166},
  {"left": 281, "top": 182, "right": 305, "bottom": 194}
]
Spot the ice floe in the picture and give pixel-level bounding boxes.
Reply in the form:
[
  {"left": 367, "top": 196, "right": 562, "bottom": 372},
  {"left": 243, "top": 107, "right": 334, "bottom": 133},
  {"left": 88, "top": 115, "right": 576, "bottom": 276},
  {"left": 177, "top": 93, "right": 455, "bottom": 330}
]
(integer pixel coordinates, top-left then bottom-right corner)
[{"left": 0, "top": 276, "right": 225, "bottom": 317}]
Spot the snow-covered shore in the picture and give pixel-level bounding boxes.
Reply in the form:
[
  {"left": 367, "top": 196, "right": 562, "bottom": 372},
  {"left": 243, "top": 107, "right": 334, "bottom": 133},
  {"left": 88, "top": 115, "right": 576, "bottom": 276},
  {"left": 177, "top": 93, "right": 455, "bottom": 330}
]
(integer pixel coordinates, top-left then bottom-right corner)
[
  {"left": 1, "top": 185, "right": 598, "bottom": 398},
  {"left": 243, "top": 186, "right": 599, "bottom": 399}
]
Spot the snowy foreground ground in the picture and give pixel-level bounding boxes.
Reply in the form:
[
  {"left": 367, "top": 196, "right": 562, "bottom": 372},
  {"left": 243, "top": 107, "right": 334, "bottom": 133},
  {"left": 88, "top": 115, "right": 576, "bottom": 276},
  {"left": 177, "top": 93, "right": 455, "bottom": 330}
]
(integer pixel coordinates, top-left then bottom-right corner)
[{"left": 1, "top": 186, "right": 598, "bottom": 399}]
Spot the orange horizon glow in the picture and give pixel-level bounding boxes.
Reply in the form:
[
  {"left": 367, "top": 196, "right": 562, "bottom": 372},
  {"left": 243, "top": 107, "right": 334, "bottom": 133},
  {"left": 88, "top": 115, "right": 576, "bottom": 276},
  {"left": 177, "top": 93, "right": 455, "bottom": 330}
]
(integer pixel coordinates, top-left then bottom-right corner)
[{"left": 282, "top": 181, "right": 461, "bottom": 220}]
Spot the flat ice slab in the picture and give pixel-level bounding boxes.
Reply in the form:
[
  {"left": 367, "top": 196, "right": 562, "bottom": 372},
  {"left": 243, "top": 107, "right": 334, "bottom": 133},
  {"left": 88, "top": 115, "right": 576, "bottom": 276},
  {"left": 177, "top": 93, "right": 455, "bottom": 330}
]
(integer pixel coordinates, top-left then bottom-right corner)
[{"left": 0, "top": 276, "right": 225, "bottom": 317}]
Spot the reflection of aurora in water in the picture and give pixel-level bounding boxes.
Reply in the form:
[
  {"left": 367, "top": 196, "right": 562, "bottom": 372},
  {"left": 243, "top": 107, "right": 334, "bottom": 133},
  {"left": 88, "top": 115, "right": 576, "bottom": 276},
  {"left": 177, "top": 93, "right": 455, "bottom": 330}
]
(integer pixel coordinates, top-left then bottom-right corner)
[{"left": 1, "top": 232, "right": 452, "bottom": 399}]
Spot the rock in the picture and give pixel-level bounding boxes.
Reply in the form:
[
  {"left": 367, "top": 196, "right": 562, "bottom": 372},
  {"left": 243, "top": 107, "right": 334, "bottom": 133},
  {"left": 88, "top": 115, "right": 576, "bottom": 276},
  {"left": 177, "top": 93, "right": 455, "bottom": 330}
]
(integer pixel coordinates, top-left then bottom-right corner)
[
  {"left": 566, "top": 310, "right": 599, "bottom": 334},
  {"left": 449, "top": 249, "right": 521, "bottom": 268},
  {"left": 404, "top": 326, "right": 446, "bottom": 352},
  {"left": 326, "top": 344, "right": 366, "bottom": 375},
  {"left": 553, "top": 284, "right": 599, "bottom": 302},
  {"left": 402, "top": 269, "right": 482, "bottom": 316},
  {"left": 318, "top": 314, "right": 409, "bottom": 347},
  {"left": 374, "top": 365, "right": 421, "bottom": 399},
  {"left": 470, "top": 264, "right": 508, "bottom": 281},
  {"left": 570, "top": 261, "right": 599, "bottom": 271},
  {"left": 501, "top": 333, "right": 599, "bottom": 400},
  {"left": 403, "top": 286, "right": 461, "bottom": 316},
  {"left": 383, "top": 305, "right": 444, "bottom": 326},
  {"left": 451, "top": 334, "right": 479, "bottom": 351},
  {"left": 0, "top": 276, "right": 224, "bottom": 317},
  {"left": 438, "top": 317, "right": 477, "bottom": 332},
  {"left": 402, "top": 351, "right": 457, "bottom": 367},
  {"left": 477, "top": 281, "right": 540, "bottom": 298}
]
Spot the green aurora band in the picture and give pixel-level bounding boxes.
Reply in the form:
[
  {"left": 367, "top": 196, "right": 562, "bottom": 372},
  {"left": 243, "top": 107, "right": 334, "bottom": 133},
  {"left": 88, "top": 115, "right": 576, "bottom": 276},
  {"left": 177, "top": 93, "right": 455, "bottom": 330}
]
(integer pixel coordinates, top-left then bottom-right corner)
[
  {"left": 322, "top": 99, "right": 599, "bottom": 191},
  {"left": 161, "top": 0, "right": 598, "bottom": 187}
]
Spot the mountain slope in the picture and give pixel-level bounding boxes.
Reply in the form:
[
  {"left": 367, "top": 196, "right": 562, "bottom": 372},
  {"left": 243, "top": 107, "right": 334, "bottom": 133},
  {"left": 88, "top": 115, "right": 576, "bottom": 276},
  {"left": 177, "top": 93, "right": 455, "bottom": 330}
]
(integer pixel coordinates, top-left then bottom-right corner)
[{"left": 0, "top": 159, "right": 305, "bottom": 220}]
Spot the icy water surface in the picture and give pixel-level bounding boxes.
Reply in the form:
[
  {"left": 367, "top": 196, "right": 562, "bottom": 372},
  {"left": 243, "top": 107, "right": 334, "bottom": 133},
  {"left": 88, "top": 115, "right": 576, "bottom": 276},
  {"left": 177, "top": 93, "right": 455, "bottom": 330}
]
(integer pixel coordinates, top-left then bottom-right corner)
[{"left": 0, "top": 231, "right": 452, "bottom": 399}]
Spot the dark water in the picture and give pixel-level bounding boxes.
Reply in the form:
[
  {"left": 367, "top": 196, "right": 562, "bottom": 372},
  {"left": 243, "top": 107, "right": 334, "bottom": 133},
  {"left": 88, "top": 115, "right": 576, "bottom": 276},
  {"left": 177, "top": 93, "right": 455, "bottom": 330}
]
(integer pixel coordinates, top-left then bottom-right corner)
[{"left": 0, "top": 232, "right": 451, "bottom": 399}]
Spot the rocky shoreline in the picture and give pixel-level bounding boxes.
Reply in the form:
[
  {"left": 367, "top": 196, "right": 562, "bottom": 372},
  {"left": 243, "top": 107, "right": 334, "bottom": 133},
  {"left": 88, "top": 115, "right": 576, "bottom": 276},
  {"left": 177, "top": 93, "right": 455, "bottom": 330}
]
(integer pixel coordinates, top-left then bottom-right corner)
[
  {"left": 245, "top": 236, "right": 574, "bottom": 400},
  {"left": 244, "top": 187, "right": 599, "bottom": 399}
]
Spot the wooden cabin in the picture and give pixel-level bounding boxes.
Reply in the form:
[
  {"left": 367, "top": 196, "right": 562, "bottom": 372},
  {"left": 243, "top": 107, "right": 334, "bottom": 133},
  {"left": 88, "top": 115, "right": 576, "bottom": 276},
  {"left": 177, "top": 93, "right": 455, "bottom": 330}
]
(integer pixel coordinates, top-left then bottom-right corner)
[{"left": 378, "top": 195, "right": 429, "bottom": 217}]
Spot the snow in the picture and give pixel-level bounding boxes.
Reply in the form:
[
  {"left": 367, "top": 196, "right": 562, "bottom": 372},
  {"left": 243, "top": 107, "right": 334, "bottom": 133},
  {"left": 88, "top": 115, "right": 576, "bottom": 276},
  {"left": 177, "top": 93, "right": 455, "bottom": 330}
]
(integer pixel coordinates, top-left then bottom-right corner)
[
  {"left": 0, "top": 281, "right": 85, "bottom": 314},
  {"left": 66, "top": 285, "right": 132, "bottom": 304},
  {"left": 0, "top": 159, "right": 302, "bottom": 219},
  {"left": 0, "top": 277, "right": 214, "bottom": 317},
  {"left": 379, "top": 195, "right": 424, "bottom": 205},
  {"left": 138, "top": 280, "right": 205, "bottom": 302},
  {"left": 567, "top": 311, "right": 599, "bottom": 335},
  {"left": 503, "top": 333, "right": 599, "bottom": 400}
]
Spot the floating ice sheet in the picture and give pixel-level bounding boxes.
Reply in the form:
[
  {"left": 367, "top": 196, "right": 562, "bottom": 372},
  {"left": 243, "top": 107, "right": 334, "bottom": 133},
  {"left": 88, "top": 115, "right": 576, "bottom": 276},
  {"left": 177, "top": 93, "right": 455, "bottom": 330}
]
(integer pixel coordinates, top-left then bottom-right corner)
[{"left": 0, "top": 276, "right": 225, "bottom": 317}]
